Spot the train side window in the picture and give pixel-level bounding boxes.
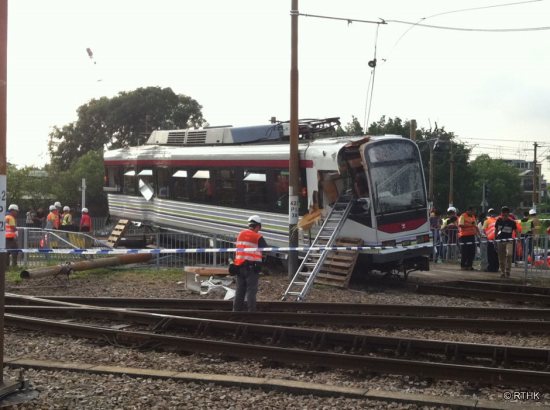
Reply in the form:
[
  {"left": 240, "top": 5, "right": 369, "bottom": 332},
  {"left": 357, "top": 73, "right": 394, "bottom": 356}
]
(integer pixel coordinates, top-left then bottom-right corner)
[
  {"left": 274, "top": 170, "right": 290, "bottom": 211},
  {"left": 138, "top": 169, "right": 155, "bottom": 195},
  {"left": 104, "top": 166, "right": 122, "bottom": 192},
  {"left": 218, "top": 169, "right": 237, "bottom": 206},
  {"left": 172, "top": 170, "right": 189, "bottom": 200},
  {"left": 243, "top": 171, "right": 268, "bottom": 210},
  {"left": 156, "top": 167, "right": 170, "bottom": 198},
  {"left": 123, "top": 168, "right": 137, "bottom": 195},
  {"left": 191, "top": 170, "right": 214, "bottom": 203}
]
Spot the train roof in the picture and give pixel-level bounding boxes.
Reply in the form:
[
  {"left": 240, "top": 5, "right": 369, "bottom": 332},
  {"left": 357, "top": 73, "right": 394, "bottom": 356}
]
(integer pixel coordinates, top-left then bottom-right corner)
[{"left": 104, "top": 134, "right": 407, "bottom": 164}]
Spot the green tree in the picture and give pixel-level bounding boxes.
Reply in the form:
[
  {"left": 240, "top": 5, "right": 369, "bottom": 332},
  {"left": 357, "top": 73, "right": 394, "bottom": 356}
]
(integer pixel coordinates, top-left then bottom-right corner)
[
  {"left": 468, "top": 155, "right": 522, "bottom": 211},
  {"left": 6, "top": 164, "right": 53, "bottom": 211},
  {"left": 337, "top": 116, "right": 364, "bottom": 136},
  {"left": 49, "top": 150, "right": 107, "bottom": 214},
  {"left": 49, "top": 86, "right": 205, "bottom": 169}
]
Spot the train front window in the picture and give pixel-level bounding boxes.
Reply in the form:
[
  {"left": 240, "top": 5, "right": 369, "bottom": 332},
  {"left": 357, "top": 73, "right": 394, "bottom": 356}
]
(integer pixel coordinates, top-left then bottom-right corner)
[{"left": 365, "top": 141, "right": 426, "bottom": 214}]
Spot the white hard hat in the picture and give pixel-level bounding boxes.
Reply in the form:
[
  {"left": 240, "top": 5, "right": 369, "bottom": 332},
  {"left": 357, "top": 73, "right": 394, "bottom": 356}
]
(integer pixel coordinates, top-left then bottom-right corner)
[
  {"left": 447, "top": 206, "right": 457, "bottom": 213},
  {"left": 54, "top": 201, "right": 62, "bottom": 208},
  {"left": 81, "top": 208, "right": 89, "bottom": 213},
  {"left": 529, "top": 209, "right": 537, "bottom": 215},
  {"left": 63, "top": 206, "right": 70, "bottom": 211},
  {"left": 8, "top": 204, "right": 18, "bottom": 211},
  {"left": 248, "top": 215, "right": 262, "bottom": 225}
]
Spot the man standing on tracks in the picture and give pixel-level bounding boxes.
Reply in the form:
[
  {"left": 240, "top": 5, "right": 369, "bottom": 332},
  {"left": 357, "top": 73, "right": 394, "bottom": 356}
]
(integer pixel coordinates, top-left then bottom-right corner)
[
  {"left": 458, "top": 206, "right": 479, "bottom": 270},
  {"left": 5, "top": 204, "right": 20, "bottom": 268},
  {"left": 495, "top": 206, "right": 518, "bottom": 278},
  {"left": 233, "top": 215, "right": 268, "bottom": 312}
]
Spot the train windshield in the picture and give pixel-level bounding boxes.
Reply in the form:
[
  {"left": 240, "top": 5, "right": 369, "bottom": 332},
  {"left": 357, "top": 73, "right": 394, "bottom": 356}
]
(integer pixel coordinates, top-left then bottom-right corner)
[{"left": 364, "top": 140, "right": 426, "bottom": 214}]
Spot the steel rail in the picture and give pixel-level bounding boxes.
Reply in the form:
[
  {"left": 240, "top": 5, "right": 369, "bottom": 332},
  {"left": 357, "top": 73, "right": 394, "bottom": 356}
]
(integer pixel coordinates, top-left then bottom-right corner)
[
  {"left": 4, "top": 299, "right": 550, "bottom": 368},
  {"left": 6, "top": 314, "right": 550, "bottom": 387},
  {"left": 441, "top": 281, "right": 550, "bottom": 296},
  {"left": 9, "top": 295, "right": 550, "bottom": 319},
  {"left": 416, "top": 284, "right": 550, "bottom": 305},
  {"left": 5, "top": 305, "right": 550, "bottom": 334}
]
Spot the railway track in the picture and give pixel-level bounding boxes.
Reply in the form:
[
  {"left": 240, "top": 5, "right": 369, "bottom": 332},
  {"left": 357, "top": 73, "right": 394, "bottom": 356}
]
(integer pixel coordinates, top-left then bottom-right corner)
[
  {"left": 9, "top": 294, "right": 550, "bottom": 318},
  {"left": 416, "top": 280, "right": 550, "bottom": 305},
  {"left": 6, "top": 304, "right": 550, "bottom": 333},
  {"left": 5, "top": 294, "right": 550, "bottom": 387}
]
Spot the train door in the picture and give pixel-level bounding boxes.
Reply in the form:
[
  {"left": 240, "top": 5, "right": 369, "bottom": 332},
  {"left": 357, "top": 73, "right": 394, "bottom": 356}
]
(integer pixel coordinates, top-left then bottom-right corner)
[{"left": 337, "top": 138, "right": 374, "bottom": 228}]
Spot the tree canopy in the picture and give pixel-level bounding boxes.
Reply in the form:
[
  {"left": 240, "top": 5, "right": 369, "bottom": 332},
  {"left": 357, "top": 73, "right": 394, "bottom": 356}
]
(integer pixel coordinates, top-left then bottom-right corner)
[{"left": 48, "top": 86, "right": 205, "bottom": 168}]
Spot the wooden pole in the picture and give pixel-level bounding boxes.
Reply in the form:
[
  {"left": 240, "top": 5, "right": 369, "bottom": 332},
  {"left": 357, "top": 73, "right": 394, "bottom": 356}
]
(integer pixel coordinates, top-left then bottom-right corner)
[
  {"left": 533, "top": 142, "right": 537, "bottom": 208},
  {"left": 449, "top": 143, "right": 454, "bottom": 207},
  {"left": 0, "top": 0, "right": 8, "bottom": 383},
  {"left": 288, "top": 0, "right": 299, "bottom": 278},
  {"left": 409, "top": 119, "right": 416, "bottom": 141}
]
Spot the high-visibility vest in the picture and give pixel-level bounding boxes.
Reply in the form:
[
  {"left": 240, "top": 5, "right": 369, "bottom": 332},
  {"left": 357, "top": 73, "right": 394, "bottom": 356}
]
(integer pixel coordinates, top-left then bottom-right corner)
[
  {"left": 234, "top": 229, "right": 263, "bottom": 266},
  {"left": 5, "top": 213, "right": 17, "bottom": 239},
  {"left": 520, "top": 218, "right": 533, "bottom": 234},
  {"left": 484, "top": 216, "right": 497, "bottom": 240},
  {"left": 458, "top": 213, "right": 477, "bottom": 237},
  {"left": 80, "top": 213, "right": 91, "bottom": 229},
  {"left": 62, "top": 212, "right": 72, "bottom": 226},
  {"left": 513, "top": 219, "right": 521, "bottom": 238},
  {"left": 47, "top": 211, "right": 60, "bottom": 229}
]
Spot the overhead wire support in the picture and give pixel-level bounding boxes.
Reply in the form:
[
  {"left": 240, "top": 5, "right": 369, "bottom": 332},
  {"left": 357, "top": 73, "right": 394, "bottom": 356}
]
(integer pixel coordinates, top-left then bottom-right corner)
[{"left": 297, "top": 12, "right": 387, "bottom": 26}]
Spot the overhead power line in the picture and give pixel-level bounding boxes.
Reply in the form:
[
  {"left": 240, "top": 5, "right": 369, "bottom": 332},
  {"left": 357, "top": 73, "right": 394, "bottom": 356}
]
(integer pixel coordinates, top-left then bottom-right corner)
[{"left": 386, "top": 19, "right": 550, "bottom": 32}]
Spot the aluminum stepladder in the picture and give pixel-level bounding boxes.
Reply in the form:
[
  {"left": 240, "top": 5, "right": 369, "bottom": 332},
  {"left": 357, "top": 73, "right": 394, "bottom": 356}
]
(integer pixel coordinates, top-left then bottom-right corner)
[{"left": 282, "top": 194, "right": 354, "bottom": 301}]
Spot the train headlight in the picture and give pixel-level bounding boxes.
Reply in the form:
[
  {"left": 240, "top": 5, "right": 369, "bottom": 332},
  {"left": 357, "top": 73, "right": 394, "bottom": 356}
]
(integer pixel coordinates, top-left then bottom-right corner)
[
  {"left": 416, "top": 234, "right": 430, "bottom": 244},
  {"left": 381, "top": 239, "right": 396, "bottom": 247}
]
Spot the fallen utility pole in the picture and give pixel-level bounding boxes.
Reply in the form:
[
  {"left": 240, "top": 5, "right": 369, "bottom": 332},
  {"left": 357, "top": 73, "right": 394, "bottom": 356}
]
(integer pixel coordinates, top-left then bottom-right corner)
[{"left": 20, "top": 253, "right": 153, "bottom": 279}]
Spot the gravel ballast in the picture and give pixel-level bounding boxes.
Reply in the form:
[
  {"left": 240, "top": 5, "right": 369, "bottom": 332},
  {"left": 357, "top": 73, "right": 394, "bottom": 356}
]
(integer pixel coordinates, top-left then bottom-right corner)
[{"left": 3, "top": 268, "right": 550, "bottom": 408}]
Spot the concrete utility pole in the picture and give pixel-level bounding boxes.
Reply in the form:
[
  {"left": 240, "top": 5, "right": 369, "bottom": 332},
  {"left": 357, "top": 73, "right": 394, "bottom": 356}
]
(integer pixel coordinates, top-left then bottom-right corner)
[
  {"left": 81, "top": 178, "right": 87, "bottom": 209},
  {"left": 288, "top": 0, "right": 299, "bottom": 278}
]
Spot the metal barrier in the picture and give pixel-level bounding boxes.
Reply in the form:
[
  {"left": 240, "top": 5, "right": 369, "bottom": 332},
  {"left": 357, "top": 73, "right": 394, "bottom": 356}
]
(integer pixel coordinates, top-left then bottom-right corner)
[
  {"left": 10, "top": 227, "right": 236, "bottom": 269},
  {"left": 431, "top": 228, "right": 550, "bottom": 277},
  {"left": 14, "top": 227, "right": 109, "bottom": 267}
]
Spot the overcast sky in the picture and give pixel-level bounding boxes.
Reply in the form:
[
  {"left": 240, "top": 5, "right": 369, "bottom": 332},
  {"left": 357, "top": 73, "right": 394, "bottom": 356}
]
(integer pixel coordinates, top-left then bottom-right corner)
[{"left": 7, "top": 0, "right": 550, "bottom": 171}]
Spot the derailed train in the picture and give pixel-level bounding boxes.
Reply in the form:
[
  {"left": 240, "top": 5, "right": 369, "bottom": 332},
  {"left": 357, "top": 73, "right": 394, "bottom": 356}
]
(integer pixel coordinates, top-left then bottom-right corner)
[{"left": 103, "top": 119, "right": 431, "bottom": 274}]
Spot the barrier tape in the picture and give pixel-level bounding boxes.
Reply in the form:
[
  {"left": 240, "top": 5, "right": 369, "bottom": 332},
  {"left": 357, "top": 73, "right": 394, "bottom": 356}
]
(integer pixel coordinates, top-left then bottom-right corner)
[
  {"left": 0, "top": 243, "right": 433, "bottom": 255},
  {"left": 0, "top": 237, "right": 530, "bottom": 255}
]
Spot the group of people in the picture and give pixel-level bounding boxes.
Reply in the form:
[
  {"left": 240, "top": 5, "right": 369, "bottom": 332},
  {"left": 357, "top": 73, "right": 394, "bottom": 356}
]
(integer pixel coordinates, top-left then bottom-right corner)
[
  {"left": 431, "top": 205, "right": 541, "bottom": 278},
  {"left": 4, "top": 202, "right": 92, "bottom": 268},
  {"left": 24, "top": 202, "right": 91, "bottom": 232}
]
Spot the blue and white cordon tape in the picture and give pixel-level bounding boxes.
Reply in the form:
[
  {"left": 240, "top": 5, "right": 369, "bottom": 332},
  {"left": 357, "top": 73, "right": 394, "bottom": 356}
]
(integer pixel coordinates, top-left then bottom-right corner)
[{"left": 0, "top": 243, "right": 433, "bottom": 255}]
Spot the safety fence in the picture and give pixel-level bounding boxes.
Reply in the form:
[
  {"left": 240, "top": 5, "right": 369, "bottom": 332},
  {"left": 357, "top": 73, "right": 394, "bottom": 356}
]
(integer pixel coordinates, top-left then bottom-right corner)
[
  {"left": 431, "top": 228, "right": 550, "bottom": 275},
  {"left": 6, "top": 227, "right": 236, "bottom": 269},
  {"left": 6, "top": 226, "right": 550, "bottom": 277}
]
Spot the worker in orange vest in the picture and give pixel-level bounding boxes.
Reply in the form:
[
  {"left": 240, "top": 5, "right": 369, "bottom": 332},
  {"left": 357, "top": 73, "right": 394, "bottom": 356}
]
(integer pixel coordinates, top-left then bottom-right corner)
[
  {"left": 483, "top": 208, "right": 499, "bottom": 272},
  {"left": 5, "top": 204, "right": 20, "bottom": 268},
  {"left": 45, "top": 204, "right": 60, "bottom": 229},
  {"left": 458, "top": 206, "right": 480, "bottom": 270},
  {"left": 233, "top": 215, "right": 268, "bottom": 312}
]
